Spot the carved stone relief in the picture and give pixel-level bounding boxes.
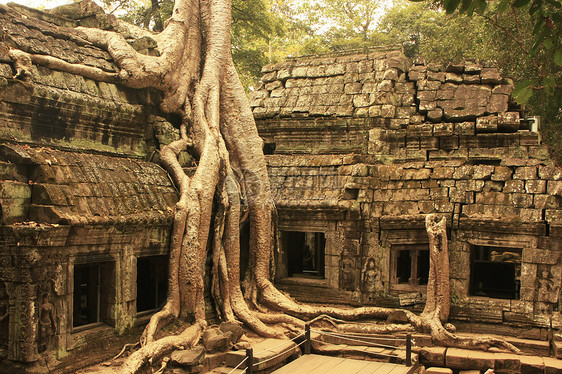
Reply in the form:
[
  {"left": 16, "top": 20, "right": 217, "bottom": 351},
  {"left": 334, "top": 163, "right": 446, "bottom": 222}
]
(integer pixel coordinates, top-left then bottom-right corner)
[
  {"left": 38, "top": 292, "right": 56, "bottom": 353},
  {"left": 0, "top": 282, "right": 9, "bottom": 359},
  {"left": 339, "top": 248, "right": 360, "bottom": 292}
]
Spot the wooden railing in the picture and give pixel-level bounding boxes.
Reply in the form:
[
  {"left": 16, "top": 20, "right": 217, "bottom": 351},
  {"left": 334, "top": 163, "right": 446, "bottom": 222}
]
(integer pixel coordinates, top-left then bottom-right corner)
[{"left": 233, "top": 324, "right": 413, "bottom": 373}]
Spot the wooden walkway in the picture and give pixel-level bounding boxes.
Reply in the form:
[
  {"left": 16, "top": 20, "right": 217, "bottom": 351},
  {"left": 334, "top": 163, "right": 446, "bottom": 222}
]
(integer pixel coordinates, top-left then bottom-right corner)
[{"left": 271, "top": 354, "right": 416, "bottom": 374}]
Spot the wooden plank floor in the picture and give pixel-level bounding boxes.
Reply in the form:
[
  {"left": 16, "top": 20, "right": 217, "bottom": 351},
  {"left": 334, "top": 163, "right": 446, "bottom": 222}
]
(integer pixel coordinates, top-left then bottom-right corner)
[{"left": 271, "top": 354, "right": 416, "bottom": 374}]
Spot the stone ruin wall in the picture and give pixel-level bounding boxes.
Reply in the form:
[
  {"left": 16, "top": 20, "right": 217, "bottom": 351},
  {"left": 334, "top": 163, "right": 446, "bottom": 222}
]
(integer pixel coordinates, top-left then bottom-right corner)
[
  {"left": 0, "top": 3, "right": 179, "bottom": 369},
  {"left": 251, "top": 48, "right": 562, "bottom": 343}
]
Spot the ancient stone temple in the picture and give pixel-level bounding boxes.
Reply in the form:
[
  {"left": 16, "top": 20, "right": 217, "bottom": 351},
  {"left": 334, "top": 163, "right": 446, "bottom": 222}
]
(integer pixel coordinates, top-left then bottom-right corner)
[
  {"left": 251, "top": 48, "right": 562, "bottom": 345},
  {"left": 0, "top": 3, "right": 178, "bottom": 371},
  {"left": 1, "top": 0, "right": 562, "bottom": 372}
]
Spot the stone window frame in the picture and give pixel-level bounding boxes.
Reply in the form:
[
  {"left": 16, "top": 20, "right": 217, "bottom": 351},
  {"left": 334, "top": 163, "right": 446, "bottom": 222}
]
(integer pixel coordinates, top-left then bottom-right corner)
[
  {"left": 381, "top": 228, "right": 430, "bottom": 294},
  {"left": 69, "top": 254, "right": 116, "bottom": 333},
  {"left": 389, "top": 243, "right": 430, "bottom": 293},
  {"left": 468, "top": 244, "right": 522, "bottom": 300},
  {"left": 465, "top": 238, "right": 528, "bottom": 301},
  {"left": 275, "top": 217, "right": 335, "bottom": 287},
  {"left": 454, "top": 232, "right": 534, "bottom": 301}
]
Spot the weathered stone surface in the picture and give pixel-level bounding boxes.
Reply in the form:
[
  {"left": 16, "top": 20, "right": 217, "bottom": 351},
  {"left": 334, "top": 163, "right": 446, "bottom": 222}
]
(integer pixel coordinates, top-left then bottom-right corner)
[
  {"left": 494, "top": 353, "right": 521, "bottom": 373},
  {"left": 426, "top": 368, "right": 453, "bottom": 374},
  {"left": 419, "top": 347, "right": 446, "bottom": 366},
  {"left": 202, "top": 328, "right": 232, "bottom": 353},
  {"left": 170, "top": 346, "right": 205, "bottom": 367},
  {"left": 219, "top": 321, "right": 244, "bottom": 343}
]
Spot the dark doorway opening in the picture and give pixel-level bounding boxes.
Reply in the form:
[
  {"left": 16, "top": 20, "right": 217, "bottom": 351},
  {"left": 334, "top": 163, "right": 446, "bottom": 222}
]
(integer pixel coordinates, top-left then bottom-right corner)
[
  {"left": 391, "top": 244, "right": 429, "bottom": 291},
  {"left": 283, "top": 231, "right": 325, "bottom": 278},
  {"left": 470, "top": 245, "right": 521, "bottom": 299},
  {"left": 137, "top": 256, "right": 168, "bottom": 313},
  {"left": 73, "top": 262, "right": 113, "bottom": 328}
]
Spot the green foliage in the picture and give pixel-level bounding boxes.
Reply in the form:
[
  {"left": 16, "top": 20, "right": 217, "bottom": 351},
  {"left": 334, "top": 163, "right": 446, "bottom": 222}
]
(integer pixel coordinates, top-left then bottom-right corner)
[
  {"left": 231, "top": 0, "right": 285, "bottom": 90},
  {"left": 439, "top": 0, "right": 561, "bottom": 103},
  {"left": 376, "top": 2, "right": 496, "bottom": 61}
]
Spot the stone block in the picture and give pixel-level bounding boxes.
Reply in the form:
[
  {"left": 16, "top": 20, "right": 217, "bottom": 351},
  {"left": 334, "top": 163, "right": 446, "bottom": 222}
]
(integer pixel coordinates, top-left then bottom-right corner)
[
  {"left": 428, "top": 108, "right": 444, "bottom": 122},
  {"left": 472, "top": 165, "right": 495, "bottom": 180},
  {"left": 420, "top": 100, "right": 437, "bottom": 112},
  {"left": 504, "top": 180, "right": 525, "bottom": 193},
  {"left": 494, "top": 353, "right": 521, "bottom": 373},
  {"left": 432, "top": 166, "right": 455, "bottom": 179},
  {"left": 446, "top": 348, "right": 471, "bottom": 369},
  {"left": 509, "top": 193, "right": 534, "bottom": 208},
  {"left": 418, "top": 79, "right": 442, "bottom": 90},
  {"left": 539, "top": 166, "right": 562, "bottom": 180},
  {"left": 463, "top": 74, "right": 481, "bottom": 83},
  {"left": 481, "top": 67, "right": 502, "bottom": 84},
  {"left": 344, "top": 82, "right": 362, "bottom": 94},
  {"left": 419, "top": 347, "right": 446, "bottom": 366},
  {"left": 170, "top": 346, "right": 205, "bottom": 367},
  {"left": 465, "top": 63, "right": 483, "bottom": 73},
  {"left": 545, "top": 209, "right": 562, "bottom": 224},
  {"left": 543, "top": 357, "right": 562, "bottom": 374},
  {"left": 466, "top": 350, "right": 495, "bottom": 370},
  {"left": 547, "top": 180, "right": 562, "bottom": 195},
  {"left": 262, "top": 71, "right": 277, "bottom": 82},
  {"left": 519, "top": 355, "right": 545, "bottom": 374},
  {"left": 440, "top": 136, "right": 459, "bottom": 150},
  {"left": 428, "top": 71, "right": 446, "bottom": 82},
  {"left": 445, "top": 72, "right": 463, "bottom": 83},
  {"left": 513, "top": 166, "right": 538, "bottom": 180},
  {"left": 434, "top": 123, "right": 454, "bottom": 136},
  {"left": 554, "top": 341, "right": 562, "bottom": 359},
  {"left": 426, "top": 368, "right": 452, "bottom": 374},
  {"left": 453, "top": 165, "right": 473, "bottom": 180},
  {"left": 491, "top": 166, "right": 513, "bottom": 181},
  {"left": 476, "top": 115, "right": 498, "bottom": 133}
]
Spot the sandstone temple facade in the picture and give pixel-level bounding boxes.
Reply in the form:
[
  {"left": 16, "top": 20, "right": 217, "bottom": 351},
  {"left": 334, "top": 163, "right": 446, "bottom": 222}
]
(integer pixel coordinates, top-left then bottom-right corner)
[
  {"left": 250, "top": 49, "right": 562, "bottom": 348},
  {"left": 0, "top": 1, "right": 561, "bottom": 372}
]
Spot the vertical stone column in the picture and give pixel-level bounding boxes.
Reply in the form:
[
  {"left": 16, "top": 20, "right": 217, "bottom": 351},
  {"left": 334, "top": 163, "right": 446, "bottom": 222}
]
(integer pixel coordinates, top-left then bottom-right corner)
[
  {"left": 7, "top": 282, "right": 38, "bottom": 362},
  {"left": 117, "top": 246, "right": 136, "bottom": 333}
]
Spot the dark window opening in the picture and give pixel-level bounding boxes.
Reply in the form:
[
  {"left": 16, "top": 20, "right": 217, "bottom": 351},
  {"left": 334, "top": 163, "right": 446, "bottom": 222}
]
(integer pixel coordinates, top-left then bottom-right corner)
[
  {"left": 263, "top": 143, "right": 276, "bottom": 155},
  {"left": 391, "top": 245, "right": 429, "bottom": 290},
  {"left": 470, "top": 245, "right": 521, "bottom": 299},
  {"left": 343, "top": 188, "right": 359, "bottom": 200},
  {"left": 283, "top": 231, "right": 325, "bottom": 278},
  {"left": 73, "top": 262, "right": 113, "bottom": 328},
  {"left": 137, "top": 256, "right": 168, "bottom": 313},
  {"left": 396, "top": 250, "right": 411, "bottom": 284}
]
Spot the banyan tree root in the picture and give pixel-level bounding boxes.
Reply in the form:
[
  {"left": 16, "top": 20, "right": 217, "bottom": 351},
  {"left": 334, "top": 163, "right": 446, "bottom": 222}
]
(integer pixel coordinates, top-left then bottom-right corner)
[
  {"left": 9, "top": 0, "right": 521, "bottom": 368},
  {"left": 122, "top": 323, "right": 203, "bottom": 374},
  {"left": 308, "top": 314, "right": 415, "bottom": 334}
]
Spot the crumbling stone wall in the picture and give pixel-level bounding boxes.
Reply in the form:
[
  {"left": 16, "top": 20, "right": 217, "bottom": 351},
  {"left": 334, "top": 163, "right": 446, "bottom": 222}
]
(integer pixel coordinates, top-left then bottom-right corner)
[
  {"left": 252, "top": 47, "right": 562, "bottom": 341},
  {"left": 0, "top": 2, "right": 161, "bottom": 157}
]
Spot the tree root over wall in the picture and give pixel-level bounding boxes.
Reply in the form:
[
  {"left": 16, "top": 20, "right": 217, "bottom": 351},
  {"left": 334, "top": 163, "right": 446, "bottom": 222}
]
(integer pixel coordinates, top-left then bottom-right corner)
[{"left": 9, "top": 1, "right": 520, "bottom": 372}]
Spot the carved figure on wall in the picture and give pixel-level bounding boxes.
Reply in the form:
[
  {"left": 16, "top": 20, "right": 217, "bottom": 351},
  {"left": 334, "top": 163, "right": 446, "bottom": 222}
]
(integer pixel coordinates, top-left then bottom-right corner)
[
  {"left": 537, "top": 268, "right": 559, "bottom": 304},
  {"left": 38, "top": 293, "right": 56, "bottom": 353},
  {"left": 362, "top": 257, "right": 382, "bottom": 293},
  {"left": 340, "top": 249, "right": 358, "bottom": 291}
]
